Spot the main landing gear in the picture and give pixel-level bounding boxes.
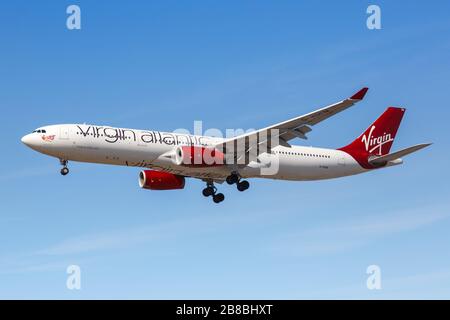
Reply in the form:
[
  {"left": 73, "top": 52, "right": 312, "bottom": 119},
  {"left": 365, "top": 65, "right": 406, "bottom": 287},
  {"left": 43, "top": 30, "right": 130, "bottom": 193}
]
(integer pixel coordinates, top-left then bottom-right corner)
[
  {"left": 202, "top": 181, "right": 225, "bottom": 203},
  {"left": 202, "top": 173, "right": 250, "bottom": 204},
  {"left": 60, "top": 159, "right": 69, "bottom": 176},
  {"left": 226, "top": 173, "right": 250, "bottom": 192}
]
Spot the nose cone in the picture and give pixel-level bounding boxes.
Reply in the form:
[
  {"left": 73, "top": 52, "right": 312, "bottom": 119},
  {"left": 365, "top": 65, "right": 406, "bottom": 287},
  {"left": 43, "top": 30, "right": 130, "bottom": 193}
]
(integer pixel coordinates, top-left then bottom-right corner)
[
  {"left": 21, "top": 133, "right": 42, "bottom": 151},
  {"left": 21, "top": 134, "right": 33, "bottom": 146}
]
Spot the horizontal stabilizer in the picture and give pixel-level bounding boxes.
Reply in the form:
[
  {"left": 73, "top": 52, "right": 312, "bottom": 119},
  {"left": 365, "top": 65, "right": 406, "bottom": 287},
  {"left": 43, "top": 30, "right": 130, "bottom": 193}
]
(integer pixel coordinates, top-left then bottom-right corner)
[{"left": 369, "top": 143, "right": 432, "bottom": 165}]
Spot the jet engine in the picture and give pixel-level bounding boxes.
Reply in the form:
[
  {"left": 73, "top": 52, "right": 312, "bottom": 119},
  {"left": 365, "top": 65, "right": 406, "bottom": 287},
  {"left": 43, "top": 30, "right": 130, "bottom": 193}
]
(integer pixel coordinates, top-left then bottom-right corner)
[
  {"left": 174, "top": 146, "right": 225, "bottom": 167},
  {"left": 138, "top": 170, "right": 185, "bottom": 190}
]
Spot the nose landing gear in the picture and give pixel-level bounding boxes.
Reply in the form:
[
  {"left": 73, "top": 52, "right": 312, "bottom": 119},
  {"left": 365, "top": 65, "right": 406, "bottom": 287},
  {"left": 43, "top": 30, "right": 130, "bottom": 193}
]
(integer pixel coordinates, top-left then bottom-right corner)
[{"left": 60, "top": 159, "right": 69, "bottom": 176}]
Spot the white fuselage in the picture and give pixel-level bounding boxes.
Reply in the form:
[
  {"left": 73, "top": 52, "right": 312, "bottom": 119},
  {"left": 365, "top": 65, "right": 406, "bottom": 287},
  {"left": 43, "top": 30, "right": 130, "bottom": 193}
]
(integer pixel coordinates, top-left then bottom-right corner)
[{"left": 21, "top": 124, "right": 368, "bottom": 181}]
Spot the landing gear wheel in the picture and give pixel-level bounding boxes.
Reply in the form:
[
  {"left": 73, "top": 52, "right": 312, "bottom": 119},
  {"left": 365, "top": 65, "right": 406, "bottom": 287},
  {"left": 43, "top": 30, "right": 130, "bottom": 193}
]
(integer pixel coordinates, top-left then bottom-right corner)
[
  {"left": 203, "top": 180, "right": 225, "bottom": 203},
  {"left": 213, "top": 193, "right": 225, "bottom": 203},
  {"left": 60, "top": 167, "right": 69, "bottom": 176},
  {"left": 237, "top": 180, "right": 249, "bottom": 191},
  {"left": 59, "top": 159, "right": 69, "bottom": 176},
  {"left": 202, "top": 186, "right": 215, "bottom": 197},
  {"left": 226, "top": 173, "right": 239, "bottom": 185}
]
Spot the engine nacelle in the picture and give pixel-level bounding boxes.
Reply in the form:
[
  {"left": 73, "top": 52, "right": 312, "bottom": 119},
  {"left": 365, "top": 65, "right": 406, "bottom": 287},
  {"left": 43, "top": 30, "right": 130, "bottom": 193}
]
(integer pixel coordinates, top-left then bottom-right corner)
[
  {"left": 138, "top": 170, "right": 185, "bottom": 190},
  {"left": 174, "top": 146, "right": 225, "bottom": 167}
]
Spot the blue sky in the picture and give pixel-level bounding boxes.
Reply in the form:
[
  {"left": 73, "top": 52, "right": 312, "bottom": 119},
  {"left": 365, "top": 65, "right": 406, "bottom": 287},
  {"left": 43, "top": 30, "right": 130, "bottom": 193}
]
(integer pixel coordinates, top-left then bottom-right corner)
[{"left": 1, "top": 0, "right": 449, "bottom": 299}]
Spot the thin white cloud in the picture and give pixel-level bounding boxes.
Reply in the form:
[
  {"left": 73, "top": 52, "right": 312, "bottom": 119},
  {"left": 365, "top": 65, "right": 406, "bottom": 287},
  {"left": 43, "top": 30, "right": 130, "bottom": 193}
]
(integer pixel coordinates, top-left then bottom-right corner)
[
  {"left": 0, "top": 207, "right": 286, "bottom": 274},
  {"left": 268, "top": 206, "right": 450, "bottom": 257},
  {"left": 299, "top": 269, "right": 450, "bottom": 299},
  {"left": 3, "top": 204, "right": 448, "bottom": 276},
  {"left": 0, "top": 165, "right": 55, "bottom": 182},
  {"left": 306, "top": 210, "right": 449, "bottom": 237},
  {"left": 35, "top": 211, "right": 261, "bottom": 256}
]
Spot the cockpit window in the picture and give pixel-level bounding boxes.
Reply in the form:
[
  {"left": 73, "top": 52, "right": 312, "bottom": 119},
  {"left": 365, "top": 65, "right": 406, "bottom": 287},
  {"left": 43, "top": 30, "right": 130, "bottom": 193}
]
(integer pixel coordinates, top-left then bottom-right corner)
[{"left": 32, "top": 129, "right": 46, "bottom": 133}]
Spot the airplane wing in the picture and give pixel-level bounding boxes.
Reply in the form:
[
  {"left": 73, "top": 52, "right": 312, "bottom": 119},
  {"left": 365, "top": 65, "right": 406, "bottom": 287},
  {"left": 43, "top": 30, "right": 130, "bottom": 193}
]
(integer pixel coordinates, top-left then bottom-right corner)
[
  {"left": 216, "top": 87, "right": 369, "bottom": 163},
  {"left": 369, "top": 143, "right": 432, "bottom": 166}
]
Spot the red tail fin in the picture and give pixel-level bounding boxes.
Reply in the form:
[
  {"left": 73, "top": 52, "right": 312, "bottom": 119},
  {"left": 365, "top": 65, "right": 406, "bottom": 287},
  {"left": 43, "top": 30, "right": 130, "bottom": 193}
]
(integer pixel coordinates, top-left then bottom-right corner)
[{"left": 339, "top": 107, "right": 405, "bottom": 168}]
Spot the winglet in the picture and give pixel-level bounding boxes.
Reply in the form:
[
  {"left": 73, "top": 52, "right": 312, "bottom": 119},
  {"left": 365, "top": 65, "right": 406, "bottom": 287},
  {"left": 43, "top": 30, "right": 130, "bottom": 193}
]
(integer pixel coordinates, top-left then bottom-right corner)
[{"left": 350, "top": 87, "right": 369, "bottom": 100}]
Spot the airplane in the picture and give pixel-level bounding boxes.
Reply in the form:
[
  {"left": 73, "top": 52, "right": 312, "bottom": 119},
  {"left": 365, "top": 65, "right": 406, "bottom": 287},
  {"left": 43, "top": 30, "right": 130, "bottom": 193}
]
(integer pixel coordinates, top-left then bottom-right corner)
[{"left": 21, "top": 87, "right": 431, "bottom": 203}]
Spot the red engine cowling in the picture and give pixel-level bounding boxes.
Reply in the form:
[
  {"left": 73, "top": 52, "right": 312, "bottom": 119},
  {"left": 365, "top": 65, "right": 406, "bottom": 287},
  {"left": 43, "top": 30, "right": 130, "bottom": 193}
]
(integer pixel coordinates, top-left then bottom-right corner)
[
  {"left": 174, "top": 146, "right": 225, "bottom": 167},
  {"left": 139, "top": 170, "right": 185, "bottom": 190}
]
